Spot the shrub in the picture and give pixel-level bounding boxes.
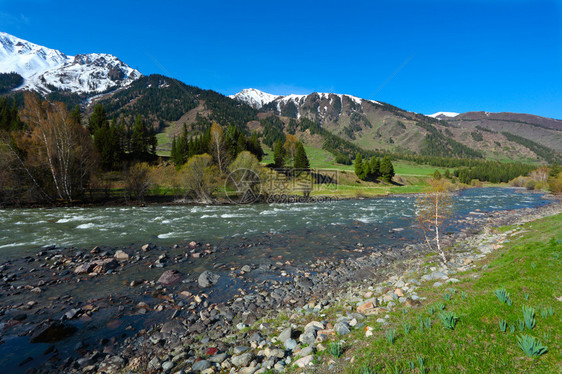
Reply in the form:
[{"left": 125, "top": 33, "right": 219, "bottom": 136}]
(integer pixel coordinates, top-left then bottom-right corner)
[
  {"left": 439, "top": 311, "right": 459, "bottom": 330},
  {"left": 328, "top": 342, "right": 344, "bottom": 358},
  {"left": 522, "top": 306, "right": 536, "bottom": 330},
  {"left": 494, "top": 288, "right": 512, "bottom": 305},
  {"left": 386, "top": 328, "right": 396, "bottom": 344},
  {"left": 517, "top": 334, "right": 548, "bottom": 357},
  {"left": 498, "top": 319, "right": 507, "bottom": 332},
  {"left": 525, "top": 179, "right": 536, "bottom": 190}
]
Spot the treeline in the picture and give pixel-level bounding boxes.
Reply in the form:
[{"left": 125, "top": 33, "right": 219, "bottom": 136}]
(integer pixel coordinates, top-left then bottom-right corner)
[
  {"left": 501, "top": 131, "right": 560, "bottom": 163},
  {"left": 89, "top": 104, "right": 158, "bottom": 170},
  {"left": 0, "top": 72, "right": 24, "bottom": 94},
  {"left": 171, "top": 123, "right": 264, "bottom": 167},
  {"left": 454, "top": 161, "right": 536, "bottom": 184},
  {"left": 354, "top": 154, "right": 395, "bottom": 182},
  {"left": 416, "top": 122, "right": 483, "bottom": 159},
  {"left": 0, "top": 97, "right": 22, "bottom": 131}
]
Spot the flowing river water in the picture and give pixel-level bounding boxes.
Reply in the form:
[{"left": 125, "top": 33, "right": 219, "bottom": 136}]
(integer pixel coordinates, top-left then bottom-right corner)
[
  {"left": 0, "top": 187, "right": 555, "bottom": 373},
  {"left": 0, "top": 187, "right": 553, "bottom": 260}
]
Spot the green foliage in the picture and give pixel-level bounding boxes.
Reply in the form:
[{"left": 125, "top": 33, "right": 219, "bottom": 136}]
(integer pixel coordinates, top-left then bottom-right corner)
[
  {"left": 380, "top": 156, "right": 395, "bottom": 182},
  {"left": 294, "top": 142, "right": 310, "bottom": 169},
  {"left": 522, "top": 306, "right": 536, "bottom": 330},
  {"left": 494, "top": 288, "right": 512, "bottom": 305},
  {"left": 455, "top": 162, "right": 536, "bottom": 184},
  {"left": 273, "top": 139, "right": 285, "bottom": 168},
  {"left": 328, "top": 341, "right": 344, "bottom": 358},
  {"left": 498, "top": 319, "right": 507, "bottom": 332},
  {"left": 427, "top": 305, "right": 436, "bottom": 315},
  {"left": 443, "top": 292, "right": 452, "bottom": 301},
  {"left": 417, "top": 122, "right": 483, "bottom": 159},
  {"left": 517, "top": 319, "right": 525, "bottom": 332},
  {"left": 517, "top": 334, "right": 548, "bottom": 358},
  {"left": 385, "top": 328, "right": 396, "bottom": 344},
  {"left": 261, "top": 116, "right": 286, "bottom": 148},
  {"left": 502, "top": 131, "right": 560, "bottom": 163},
  {"left": 439, "top": 311, "right": 459, "bottom": 330},
  {"left": 355, "top": 153, "right": 366, "bottom": 179},
  {"left": 436, "top": 302, "right": 445, "bottom": 311},
  {"left": 0, "top": 72, "right": 24, "bottom": 94},
  {"left": 471, "top": 131, "right": 484, "bottom": 142},
  {"left": 0, "top": 97, "right": 22, "bottom": 131},
  {"left": 402, "top": 321, "right": 411, "bottom": 335}
]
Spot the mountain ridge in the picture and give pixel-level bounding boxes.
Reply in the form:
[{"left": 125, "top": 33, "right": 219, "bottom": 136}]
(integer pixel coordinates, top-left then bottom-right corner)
[{"left": 0, "top": 31, "right": 141, "bottom": 95}]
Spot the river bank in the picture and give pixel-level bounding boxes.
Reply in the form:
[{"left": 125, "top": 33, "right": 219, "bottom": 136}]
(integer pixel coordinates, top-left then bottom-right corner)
[{"left": 0, "top": 191, "right": 559, "bottom": 373}]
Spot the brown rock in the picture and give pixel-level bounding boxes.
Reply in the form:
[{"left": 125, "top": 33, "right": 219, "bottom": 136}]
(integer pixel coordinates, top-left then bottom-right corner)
[
  {"left": 157, "top": 270, "right": 184, "bottom": 286},
  {"left": 395, "top": 288, "right": 404, "bottom": 297}
]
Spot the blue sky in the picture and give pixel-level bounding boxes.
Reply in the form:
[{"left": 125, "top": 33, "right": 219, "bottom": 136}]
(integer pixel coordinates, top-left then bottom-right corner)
[{"left": 1, "top": 0, "right": 561, "bottom": 118}]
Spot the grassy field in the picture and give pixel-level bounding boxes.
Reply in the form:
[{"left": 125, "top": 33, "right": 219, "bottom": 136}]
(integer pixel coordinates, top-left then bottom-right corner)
[{"left": 329, "top": 213, "right": 562, "bottom": 373}]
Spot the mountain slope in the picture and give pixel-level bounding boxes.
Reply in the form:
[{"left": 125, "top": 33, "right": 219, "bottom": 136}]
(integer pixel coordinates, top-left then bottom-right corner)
[
  {"left": 0, "top": 31, "right": 141, "bottom": 95},
  {"left": 231, "top": 89, "right": 561, "bottom": 163}
]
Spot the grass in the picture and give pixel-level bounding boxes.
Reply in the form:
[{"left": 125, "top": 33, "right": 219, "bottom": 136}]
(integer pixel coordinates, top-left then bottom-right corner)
[{"left": 330, "top": 213, "right": 562, "bottom": 373}]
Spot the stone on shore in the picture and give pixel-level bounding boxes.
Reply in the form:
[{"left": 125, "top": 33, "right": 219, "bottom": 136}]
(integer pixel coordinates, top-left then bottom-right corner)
[
  {"left": 157, "top": 270, "right": 184, "bottom": 286},
  {"left": 198, "top": 270, "right": 220, "bottom": 288}
]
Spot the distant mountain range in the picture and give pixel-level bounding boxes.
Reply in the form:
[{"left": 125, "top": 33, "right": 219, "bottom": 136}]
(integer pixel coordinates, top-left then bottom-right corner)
[{"left": 1, "top": 32, "right": 560, "bottom": 164}]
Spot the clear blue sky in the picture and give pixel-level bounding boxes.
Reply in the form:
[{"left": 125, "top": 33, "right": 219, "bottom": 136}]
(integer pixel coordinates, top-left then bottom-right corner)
[{"left": 1, "top": 0, "right": 561, "bottom": 118}]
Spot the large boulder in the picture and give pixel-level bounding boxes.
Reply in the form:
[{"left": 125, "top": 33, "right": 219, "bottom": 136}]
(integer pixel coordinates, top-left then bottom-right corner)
[
  {"left": 198, "top": 270, "right": 220, "bottom": 288},
  {"left": 157, "top": 270, "right": 184, "bottom": 286}
]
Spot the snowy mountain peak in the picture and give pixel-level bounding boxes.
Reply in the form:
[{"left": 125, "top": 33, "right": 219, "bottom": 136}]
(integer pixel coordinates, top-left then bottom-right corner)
[
  {"left": 229, "top": 88, "right": 280, "bottom": 109},
  {"left": 427, "top": 111, "right": 460, "bottom": 119},
  {"left": 0, "top": 31, "right": 68, "bottom": 80},
  {"left": 0, "top": 31, "right": 142, "bottom": 95}
]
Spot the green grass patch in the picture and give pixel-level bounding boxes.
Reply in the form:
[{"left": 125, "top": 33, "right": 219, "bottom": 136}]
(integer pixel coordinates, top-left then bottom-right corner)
[{"left": 343, "top": 213, "right": 562, "bottom": 373}]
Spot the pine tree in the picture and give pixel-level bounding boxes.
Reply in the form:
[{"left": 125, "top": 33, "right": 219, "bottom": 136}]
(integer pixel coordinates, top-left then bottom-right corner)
[
  {"left": 274, "top": 139, "right": 285, "bottom": 168},
  {"left": 380, "top": 156, "right": 395, "bottom": 182},
  {"left": 88, "top": 104, "right": 107, "bottom": 133},
  {"left": 355, "top": 153, "right": 366, "bottom": 180},
  {"left": 369, "top": 157, "right": 381, "bottom": 180},
  {"left": 131, "top": 114, "right": 149, "bottom": 160},
  {"left": 294, "top": 142, "right": 310, "bottom": 169}
]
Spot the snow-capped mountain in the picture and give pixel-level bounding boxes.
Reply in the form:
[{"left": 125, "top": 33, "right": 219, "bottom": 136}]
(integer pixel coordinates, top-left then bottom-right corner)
[
  {"left": 427, "top": 111, "right": 460, "bottom": 119},
  {"left": 230, "top": 88, "right": 382, "bottom": 119},
  {"left": 229, "top": 88, "right": 279, "bottom": 109},
  {"left": 0, "top": 31, "right": 141, "bottom": 95}
]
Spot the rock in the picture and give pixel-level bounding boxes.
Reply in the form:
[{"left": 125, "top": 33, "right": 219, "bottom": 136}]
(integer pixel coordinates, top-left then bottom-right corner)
[
  {"left": 278, "top": 327, "right": 292, "bottom": 343},
  {"left": 265, "top": 347, "right": 285, "bottom": 359},
  {"left": 30, "top": 287, "right": 42, "bottom": 293},
  {"left": 241, "top": 265, "right": 252, "bottom": 273},
  {"left": 210, "top": 353, "right": 228, "bottom": 363},
  {"left": 142, "top": 244, "right": 151, "bottom": 251},
  {"left": 334, "top": 322, "right": 351, "bottom": 335},
  {"left": 74, "top": 263, "right": 94, "bottom": 274},
  {"left": 198, "top": 271, "right": 220, "bottom": 288},
  {"left": 161, "top": 320, "right": 187, "bottom": 335},
  {"left": 299, "top": 331, "right": 316, "bottom": 345},
  {"left": 231, "top": 352, "right": 253, "bottom": 367},
  {"left": 158, "top": 270, "right": 184, "bottom": 286},
  {"left": 304, "top": 321, "right": 324, "bottom": 332},
  {"left": 357, "top": 301, "right": 380, "bottom": 315},
  {"left": 191, "top": 360, "right": 211, "bottom": 372},
  {"left": 294, "top": 355, "right": 314, "bottom": 368},
  {"left": 63, "top": 308, "right": 80, "bottom": 320},
  {"left": 90, "top": 246, "right": 100, "bottom": 254},
  {"left": 421, "top": 271, "right": 448, "bottom": 281},
  {"left": 162, "top": 361, "right": 174, "bottom": 371},
  {"left": 30, "top": 321, "right": 77, "bottom": 343},
  {"left": 298, "top": 346, "right": 314, "bottom": 357},
  {"left": 394, "top": 288, "right": 404, "bottom": 297},
  {"left": 284, "top": 338, "right": 298, "bottom": 350},
  {"left": 98, "top": 355, "right": 125, "bottom": 374},
  {"left": 114, "top": 250, "right": 129, "bottom": 261},
  {"left": 233, "top": 346, "right": 250, "bottom": 354}
]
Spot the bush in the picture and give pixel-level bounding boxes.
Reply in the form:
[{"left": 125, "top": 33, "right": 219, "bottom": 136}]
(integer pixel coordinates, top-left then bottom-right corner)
[
  {"left": 525, "top": 179, "right": 536, "bottom": 190},
  {"left": 548, "top": 172, "right": 562, "bottom": 193}
]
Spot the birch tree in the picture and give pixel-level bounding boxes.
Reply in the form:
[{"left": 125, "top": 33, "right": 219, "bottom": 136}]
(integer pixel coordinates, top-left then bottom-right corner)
[
  {"left": 415, "top": 179, "right": 454, "bottom": 264},
  {"left": 209, "top": 122, "right": 227, "bottom": 174},
  {"left": 19, "top": 93, "right": 96, "bottom": 202}
]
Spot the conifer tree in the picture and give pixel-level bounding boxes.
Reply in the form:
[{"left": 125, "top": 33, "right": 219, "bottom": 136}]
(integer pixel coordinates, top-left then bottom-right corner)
[
  {"left": 380, "top": 156, "right": 395, "bottom": 182},
  {"left": 294, "top": 142, "right": 310, "bottom": 170},
  {"left": 355, "top": 153, "right": 366, "bottom": 180},
  {"left": 274, "top": 139, "right": 285, "bottom": 168}
]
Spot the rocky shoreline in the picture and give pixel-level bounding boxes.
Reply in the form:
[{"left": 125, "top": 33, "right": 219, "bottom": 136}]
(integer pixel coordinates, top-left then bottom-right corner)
[{"left": 0, "top": 199, "right": 560, "bottom": 374}]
